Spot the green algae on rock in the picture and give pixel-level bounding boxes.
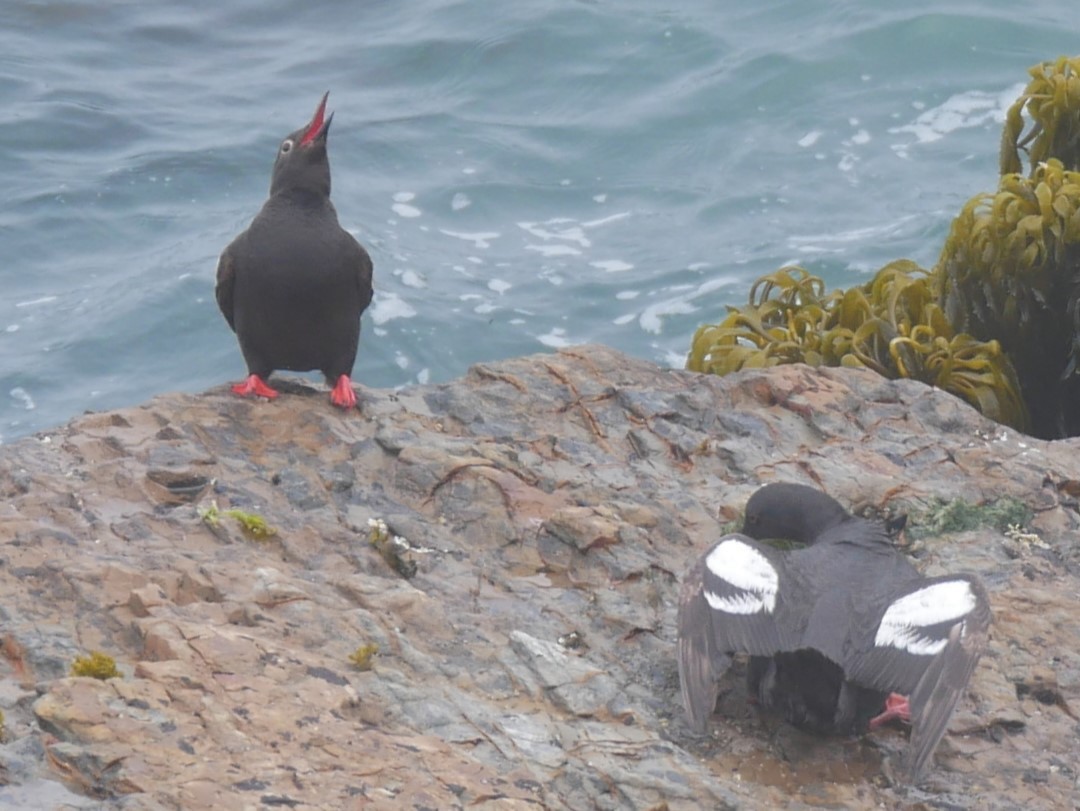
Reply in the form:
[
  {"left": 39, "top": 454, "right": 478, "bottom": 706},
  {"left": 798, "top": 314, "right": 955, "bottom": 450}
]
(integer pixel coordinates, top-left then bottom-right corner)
[
  {"left": 70, "top": 651, "right": 121, "bottom": 680},
  {"left": 906, "top": 496, "right": 1033, "bottom": 540},
  {"left": 349, "top": 643, "right": 379, "bottom": 672},
  {"left": 687, "top": 263, "right": 1029, "bottom": 432},
  {"left": 198, "top": 499, "right": 277, "bottom": 539}
]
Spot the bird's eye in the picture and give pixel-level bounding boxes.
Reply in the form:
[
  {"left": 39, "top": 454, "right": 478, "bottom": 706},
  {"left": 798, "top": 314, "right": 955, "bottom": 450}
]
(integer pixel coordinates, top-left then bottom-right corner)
[{"left": 280, "top": 139, "right": 294, "bottom": 154}]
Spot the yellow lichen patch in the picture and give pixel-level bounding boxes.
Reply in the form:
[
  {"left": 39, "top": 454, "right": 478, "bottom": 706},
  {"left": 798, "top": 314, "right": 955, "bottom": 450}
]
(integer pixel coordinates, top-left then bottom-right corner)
[
  {"left": 224, "top": 508, "right": 275, "bottom": 538},
  {"left": 349, "top": 643, "right": 379, "bottom": 672},
  {"left": 70, "top": 651, "right": 121, "bottom": 680}
]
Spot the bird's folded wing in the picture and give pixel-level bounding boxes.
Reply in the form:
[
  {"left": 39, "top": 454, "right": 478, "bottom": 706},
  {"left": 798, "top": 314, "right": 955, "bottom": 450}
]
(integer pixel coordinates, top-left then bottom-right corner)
[
  {"left": 215, "top": 248, "right": 237, "bottom": 332},
  {"left": 348, "top": 238, "right": 374, "bottom": 312}
]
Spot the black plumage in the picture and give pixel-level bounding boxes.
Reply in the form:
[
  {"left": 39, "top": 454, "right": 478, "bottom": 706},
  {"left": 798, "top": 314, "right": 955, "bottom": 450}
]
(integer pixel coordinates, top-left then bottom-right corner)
[
  {"left": 216, "top": 92, "right": 374, "bottom": 409},
  {"left": 677, "top": 482, "right": 991, "bottom": 781}
]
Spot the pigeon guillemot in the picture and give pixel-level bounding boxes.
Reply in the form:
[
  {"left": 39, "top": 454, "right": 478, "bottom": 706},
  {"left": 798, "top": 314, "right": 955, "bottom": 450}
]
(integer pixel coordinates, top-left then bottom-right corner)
[
  {"left": 216, "top": 92, "right": 374, "bottom": 409},
  {"left": 677, "top": 482, "right": 991, "bottom": 781}
]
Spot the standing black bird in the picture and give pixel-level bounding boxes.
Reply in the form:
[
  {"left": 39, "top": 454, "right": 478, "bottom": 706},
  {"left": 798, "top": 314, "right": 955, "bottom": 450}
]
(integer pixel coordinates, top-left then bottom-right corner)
[
  {"left": 677, "top": 482, "right": 991, "bottom": 781},
  {"left": 216, "top": 92, "right": 374, "bottom": 409}
]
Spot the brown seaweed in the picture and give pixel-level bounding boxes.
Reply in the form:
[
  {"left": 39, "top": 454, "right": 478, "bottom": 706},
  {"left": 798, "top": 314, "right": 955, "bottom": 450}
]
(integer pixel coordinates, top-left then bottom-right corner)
[{"left": 687, "top": 264, "right": 1029, "bottom": 432}]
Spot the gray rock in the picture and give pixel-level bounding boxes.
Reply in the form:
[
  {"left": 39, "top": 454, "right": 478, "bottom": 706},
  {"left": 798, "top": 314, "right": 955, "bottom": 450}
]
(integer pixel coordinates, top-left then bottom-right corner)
[{"left": 0, "top": 346, "right": 1077, "bottom": 807}]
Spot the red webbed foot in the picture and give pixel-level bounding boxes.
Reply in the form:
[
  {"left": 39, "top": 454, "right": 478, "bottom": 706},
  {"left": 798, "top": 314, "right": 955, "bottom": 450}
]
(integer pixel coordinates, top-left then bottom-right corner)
[
  {"left": 232, "top": 374, "right": 279, "bottom": 400},
  {"left": 868, "top": 692, "right": 911, "bottom": 730},
  {"left": 330, "top": 375, "right": 357, "bottom": 409}
]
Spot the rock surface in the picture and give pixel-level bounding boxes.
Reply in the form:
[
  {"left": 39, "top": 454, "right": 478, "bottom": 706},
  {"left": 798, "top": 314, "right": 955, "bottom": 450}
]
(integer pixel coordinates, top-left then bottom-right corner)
[{"left": 0, "top": 345, "right": 1078, "bottom": 810}]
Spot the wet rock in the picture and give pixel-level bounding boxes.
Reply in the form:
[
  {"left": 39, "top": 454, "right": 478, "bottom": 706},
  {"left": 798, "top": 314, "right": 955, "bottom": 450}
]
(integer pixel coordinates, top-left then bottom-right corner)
[
  {"left": 507, "top": 630, "right": 622, "bottom": 717},
  {"left": 0, "top": 346, "right": 1078, "bottom": 807}
]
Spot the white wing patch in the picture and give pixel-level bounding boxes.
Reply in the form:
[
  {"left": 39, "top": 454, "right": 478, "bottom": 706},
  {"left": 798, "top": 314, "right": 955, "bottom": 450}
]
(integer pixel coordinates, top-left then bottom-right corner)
[
  {"left": 875, "top": 580, "right": 976, "bottom": 656},
  {"left": 703, "top": 539, "right": 779, "bottom": 615}
]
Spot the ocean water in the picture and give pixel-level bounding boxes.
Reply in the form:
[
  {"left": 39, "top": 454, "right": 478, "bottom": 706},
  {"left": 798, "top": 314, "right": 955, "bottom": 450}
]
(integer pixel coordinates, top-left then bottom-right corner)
[{"left": 1, "top": 0, "right": 1076, "bottom": 441}]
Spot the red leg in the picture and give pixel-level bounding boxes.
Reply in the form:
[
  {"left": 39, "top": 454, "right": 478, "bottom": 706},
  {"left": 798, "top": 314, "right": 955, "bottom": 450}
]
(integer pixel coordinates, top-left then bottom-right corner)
[
  {"left": 330, "top": 374, "right": 357, "bottom": 409},
  {"left": 231, "top": 374, "right": 279, "bottom": 400},
  {"left": 868, "top": 692, "right": 911, "bottom": 730}
]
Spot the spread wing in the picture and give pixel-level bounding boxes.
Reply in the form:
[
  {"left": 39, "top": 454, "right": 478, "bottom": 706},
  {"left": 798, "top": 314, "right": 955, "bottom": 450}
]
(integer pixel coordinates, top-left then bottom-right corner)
[
  {"left": 844, "top": 573, "right": 991, "bottom": 780},
  {"left": 677, "top": 535, "right": 806, "bottom": 731},
  {"left": 676, "top": 551, "right": 730, "bottom": 732},
  {"left": 215, "top": 243, "right": 238, "bottom": 332}
]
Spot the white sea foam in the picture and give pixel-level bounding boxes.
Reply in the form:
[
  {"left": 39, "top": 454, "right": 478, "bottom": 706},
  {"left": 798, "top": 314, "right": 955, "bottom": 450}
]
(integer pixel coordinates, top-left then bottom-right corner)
[
  {"left": 370, "top": 292, "right": 417, "bottom": 325},
  {"left": 526, "top": 244, "right": 581, "bottom": 257},
  {"left": 889, "top": 83, "right": 1025, "bottom": 145},
  {"left": 9, "top": 387, "right": 35, "bottom": 410},
  {"left": 440, "top": 229, "right": 499, "bottom": 249},
  {"left": 797, "top": 129, "right": 823, "bottom": 147},
  {"left": 15, "top": 296, "right": 57, "bottom": 308},
  {"left": 639, "top": 299, "right": 697, "bottom": 334},
  {"left": 399, "top": 269, "right": 427, "bottom": 289},
  {"left": 536, "top": 327, "right": 575, "bottom": 348},
  {"left": 518, "top": 219, "right": 591, "bottom": 247},
  {"left": 581, "top": 211, "right": 631, "bottom": 229},
  {"left": 451, "top": 192, "right": 471, "bottom": 211},
  {"left": 663, "top": 349, "right": 687, "bottom": 368},
  {"left": 636, "top": 276, "right": 739, "bottom": 334},
  {"left": 616, "top": 290, "right": 640, "bottom": 300},
  {"left": 590, "top": 259, "right": 633, "bottom": 273},
  {"left": 488, "top": 279, "right": 512, "bottom": 294},
  {"left": 392, "top": 203, "right": 422, "bottom": 218},
  {"left": 786, "top": 213, "right": 920, "bottom": 253}
]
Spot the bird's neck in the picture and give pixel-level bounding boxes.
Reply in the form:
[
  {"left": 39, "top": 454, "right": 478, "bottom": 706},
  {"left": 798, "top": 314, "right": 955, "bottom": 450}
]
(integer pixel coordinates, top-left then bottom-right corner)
[{"left": 268, "top": 185, "right": 333, "bottom": 210}]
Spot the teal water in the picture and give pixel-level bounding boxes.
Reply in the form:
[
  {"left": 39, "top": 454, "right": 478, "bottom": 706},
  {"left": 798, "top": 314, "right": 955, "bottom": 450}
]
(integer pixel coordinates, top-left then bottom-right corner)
[{"left": 1, "top": 1, "right": 1076, "bottom": 440}]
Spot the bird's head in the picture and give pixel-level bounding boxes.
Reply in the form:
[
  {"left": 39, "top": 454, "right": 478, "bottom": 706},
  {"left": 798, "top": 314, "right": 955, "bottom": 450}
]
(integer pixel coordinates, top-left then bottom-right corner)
[
  {"left": 740, "top": 482, "right": 852, "bottom": 545},
  {"left": 269, "top": 91, "right": 334, "bottom": 198}
]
